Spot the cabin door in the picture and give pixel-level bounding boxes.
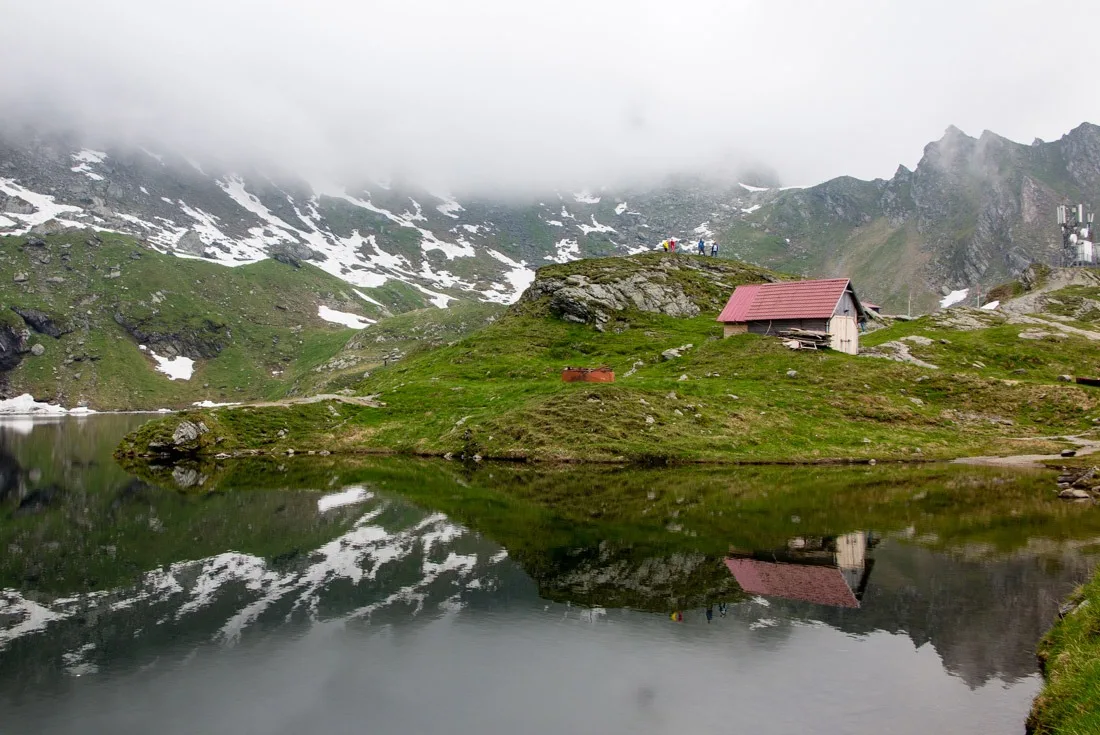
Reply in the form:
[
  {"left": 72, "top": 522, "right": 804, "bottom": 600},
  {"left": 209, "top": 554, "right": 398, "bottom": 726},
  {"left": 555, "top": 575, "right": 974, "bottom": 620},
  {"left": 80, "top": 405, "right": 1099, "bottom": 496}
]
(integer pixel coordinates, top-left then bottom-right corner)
[{"left": 830, "top": 316, "right": 858, "bottom": 355}]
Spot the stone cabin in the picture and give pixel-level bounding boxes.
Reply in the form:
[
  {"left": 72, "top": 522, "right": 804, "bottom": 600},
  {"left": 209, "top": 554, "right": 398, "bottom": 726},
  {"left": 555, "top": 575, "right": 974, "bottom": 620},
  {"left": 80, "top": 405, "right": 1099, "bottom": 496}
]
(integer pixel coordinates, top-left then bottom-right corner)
[{"left": 716, "top": 278, "right": 869, "bottom": 355}]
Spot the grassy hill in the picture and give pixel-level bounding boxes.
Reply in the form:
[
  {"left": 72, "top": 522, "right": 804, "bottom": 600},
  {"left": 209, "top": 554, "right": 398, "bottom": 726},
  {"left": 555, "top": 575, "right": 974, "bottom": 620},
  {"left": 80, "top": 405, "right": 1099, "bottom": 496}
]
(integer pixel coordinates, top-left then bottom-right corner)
[
  {"left": 119, "top": 253, "right": 1100, "bottom": 463},
  {"left": 0, "top": 230, "right": 437, "bottom": 409}
]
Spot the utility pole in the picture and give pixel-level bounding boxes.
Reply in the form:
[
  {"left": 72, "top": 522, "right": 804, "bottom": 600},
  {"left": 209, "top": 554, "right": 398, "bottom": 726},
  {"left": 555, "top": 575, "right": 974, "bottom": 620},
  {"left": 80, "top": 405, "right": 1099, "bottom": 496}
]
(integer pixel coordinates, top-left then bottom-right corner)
[{"left": 907, "top": 289, "right": 911, "bottom": 319}]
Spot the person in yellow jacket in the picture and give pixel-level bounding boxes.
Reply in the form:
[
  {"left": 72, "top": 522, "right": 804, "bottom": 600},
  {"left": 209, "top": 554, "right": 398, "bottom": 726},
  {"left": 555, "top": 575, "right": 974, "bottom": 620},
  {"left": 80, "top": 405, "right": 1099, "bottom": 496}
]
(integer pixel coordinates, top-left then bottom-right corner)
[{"left": 661, "top": 240, "right": 669, "bottom": 252}]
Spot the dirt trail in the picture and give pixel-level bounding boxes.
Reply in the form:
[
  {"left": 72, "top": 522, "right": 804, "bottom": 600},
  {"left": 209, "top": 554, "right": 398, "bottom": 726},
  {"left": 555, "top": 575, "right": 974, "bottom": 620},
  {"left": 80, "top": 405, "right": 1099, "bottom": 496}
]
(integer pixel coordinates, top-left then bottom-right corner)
[
  {"left": 233, "top": 393, "right": 384, "bottom": 409},
  {"left": 1006, "top": 314, "right": 1100, "bottom": 341},
  {"left": 953, "top": 435, "right": 1100, "bottom": 468}
]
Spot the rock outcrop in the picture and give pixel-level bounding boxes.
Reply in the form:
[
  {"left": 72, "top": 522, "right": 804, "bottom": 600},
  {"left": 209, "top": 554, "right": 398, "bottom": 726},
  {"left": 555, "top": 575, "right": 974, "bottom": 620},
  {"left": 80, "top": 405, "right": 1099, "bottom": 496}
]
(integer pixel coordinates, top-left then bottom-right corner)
[
  {"left": 528, "top": 271, "right": 701, "bottom": 327},
  {"left": 10, "top": 306, "right": 71, "bottom": 339},
  {"left": 0, "top": 324, "right": 29, "bottom": 373},
  {"left": 113, "top": 312, "right": 228, "bottom": 358},
  {"left": 517, "top": 253, "right": 778, "bottom": 329}
]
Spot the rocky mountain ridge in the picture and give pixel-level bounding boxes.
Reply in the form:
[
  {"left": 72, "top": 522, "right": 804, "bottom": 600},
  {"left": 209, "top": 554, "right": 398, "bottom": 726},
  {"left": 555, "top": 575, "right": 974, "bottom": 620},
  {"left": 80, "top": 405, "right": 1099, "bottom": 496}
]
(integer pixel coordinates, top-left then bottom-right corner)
[
  {"left": 3, "top": 123, "right": 1099, "bottom": 312},
  {"left": 731, "top": 123, "right": 1100, "bottom": 309}
]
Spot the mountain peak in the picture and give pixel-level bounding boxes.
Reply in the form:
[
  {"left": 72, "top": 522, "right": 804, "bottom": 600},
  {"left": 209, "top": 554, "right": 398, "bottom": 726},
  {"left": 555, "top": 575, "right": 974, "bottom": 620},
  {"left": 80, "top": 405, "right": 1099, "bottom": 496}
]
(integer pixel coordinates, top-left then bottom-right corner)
[
  {"left": 1064, "top": 122, "right": 1100, "bottom": 141},
  {"left": 942, "top": 124, "right": 971, "bottom": 140}
]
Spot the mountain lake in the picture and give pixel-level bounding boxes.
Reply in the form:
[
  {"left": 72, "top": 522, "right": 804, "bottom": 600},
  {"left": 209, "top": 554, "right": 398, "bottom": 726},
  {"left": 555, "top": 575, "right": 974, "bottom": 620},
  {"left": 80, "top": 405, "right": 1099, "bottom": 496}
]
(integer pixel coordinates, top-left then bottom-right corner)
[{"left": 2, "top": 414, "right": 1098, "bottom": 734}]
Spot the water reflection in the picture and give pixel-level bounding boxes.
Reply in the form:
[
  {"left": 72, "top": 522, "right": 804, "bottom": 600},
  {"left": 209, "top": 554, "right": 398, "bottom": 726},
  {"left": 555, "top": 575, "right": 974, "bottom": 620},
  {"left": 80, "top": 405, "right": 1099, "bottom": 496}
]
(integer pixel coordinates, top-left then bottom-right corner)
[
  {"left": 727, "top": 532, "right": 876, "bottom": 608},
  {"left": 2, "top": 417, "right": 1100, "bottom": 734}
]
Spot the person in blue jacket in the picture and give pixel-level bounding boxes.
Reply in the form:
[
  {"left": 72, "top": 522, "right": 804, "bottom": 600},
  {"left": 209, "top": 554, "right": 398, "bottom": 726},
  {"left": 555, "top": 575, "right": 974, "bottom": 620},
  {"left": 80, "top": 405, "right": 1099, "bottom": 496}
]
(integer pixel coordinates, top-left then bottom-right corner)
[{"left": 697, "top": 239, "right": 705, "bottom": 255}]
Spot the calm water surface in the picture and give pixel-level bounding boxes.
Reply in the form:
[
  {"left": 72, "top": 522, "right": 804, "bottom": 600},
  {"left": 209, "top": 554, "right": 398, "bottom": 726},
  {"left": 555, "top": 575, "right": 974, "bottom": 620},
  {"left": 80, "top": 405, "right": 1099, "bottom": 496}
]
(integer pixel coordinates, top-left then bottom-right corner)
[{"left": 1, "top": 415, "right": 1098, "bottom": 734}]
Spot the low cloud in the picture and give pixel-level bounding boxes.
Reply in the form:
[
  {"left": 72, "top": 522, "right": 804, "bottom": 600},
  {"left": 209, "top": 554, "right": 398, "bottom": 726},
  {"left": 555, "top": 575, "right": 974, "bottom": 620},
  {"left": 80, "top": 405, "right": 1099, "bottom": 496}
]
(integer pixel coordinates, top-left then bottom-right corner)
[{"left": 2, "top": 0, "right": 1098, "bottom": 193}]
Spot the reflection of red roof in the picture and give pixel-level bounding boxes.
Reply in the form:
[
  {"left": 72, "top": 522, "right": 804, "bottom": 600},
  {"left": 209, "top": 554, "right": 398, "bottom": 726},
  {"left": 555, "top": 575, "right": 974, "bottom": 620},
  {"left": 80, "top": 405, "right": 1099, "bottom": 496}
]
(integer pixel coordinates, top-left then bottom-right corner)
[
  {"left": 725, "top": 558, "right": 860, "bottom": 608},
  {"left": 716, "top": 284, "right": 761, "bottom": 322},
  {"left": 717, "top": 279, "right": 852, "bottom": 323}
]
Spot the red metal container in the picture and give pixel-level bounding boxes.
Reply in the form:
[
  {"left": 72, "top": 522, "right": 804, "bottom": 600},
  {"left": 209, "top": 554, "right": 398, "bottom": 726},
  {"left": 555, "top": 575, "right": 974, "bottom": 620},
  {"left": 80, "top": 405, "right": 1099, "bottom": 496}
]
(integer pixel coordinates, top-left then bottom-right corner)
[{"left": 561, "top": 366, "right": 615, "bottom": 383}]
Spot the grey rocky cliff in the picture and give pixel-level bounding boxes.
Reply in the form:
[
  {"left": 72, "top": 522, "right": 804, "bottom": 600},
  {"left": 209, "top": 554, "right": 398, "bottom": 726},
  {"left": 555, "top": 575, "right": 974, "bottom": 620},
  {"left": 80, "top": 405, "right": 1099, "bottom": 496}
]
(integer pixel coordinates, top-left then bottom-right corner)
[
  {"left": 0, "top": 324, "right": 29, "bottom": 373},
  {"left": 523, "top": 271, "right": 700, "bottom": 327},
  {"left": 517, "top": 255, "right": 775, "bottom": 329},
  {"left": 10, "top": 306, "right": 71, "bottom": 339},
  {"left": 112, "top": 312, "right": 228, "bottom": 358}
]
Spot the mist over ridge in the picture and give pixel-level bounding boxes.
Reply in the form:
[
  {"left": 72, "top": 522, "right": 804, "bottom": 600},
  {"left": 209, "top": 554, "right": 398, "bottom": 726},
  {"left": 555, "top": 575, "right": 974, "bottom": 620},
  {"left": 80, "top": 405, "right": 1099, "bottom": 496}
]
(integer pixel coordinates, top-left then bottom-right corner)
[{"left": 3, "top": 0, "right": 1099, "bottom": 193}]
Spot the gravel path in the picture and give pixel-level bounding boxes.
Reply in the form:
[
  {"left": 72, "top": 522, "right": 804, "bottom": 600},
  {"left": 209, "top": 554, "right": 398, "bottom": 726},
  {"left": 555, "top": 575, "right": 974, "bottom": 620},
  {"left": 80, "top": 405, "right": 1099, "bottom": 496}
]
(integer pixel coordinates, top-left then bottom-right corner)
[{"left": 953, "top": 436, "right": 1100, "bottom": 468}]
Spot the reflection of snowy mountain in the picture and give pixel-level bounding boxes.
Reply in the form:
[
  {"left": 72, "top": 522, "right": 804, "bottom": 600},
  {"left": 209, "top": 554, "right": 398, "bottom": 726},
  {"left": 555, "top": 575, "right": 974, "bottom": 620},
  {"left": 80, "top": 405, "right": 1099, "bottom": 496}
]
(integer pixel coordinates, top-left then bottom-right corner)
[
  {"left": 1, "top": 478, "right": 1095, "bottom": 701},
  {"left": 0, "top": 489, "right": 513, "bottom": 684}
]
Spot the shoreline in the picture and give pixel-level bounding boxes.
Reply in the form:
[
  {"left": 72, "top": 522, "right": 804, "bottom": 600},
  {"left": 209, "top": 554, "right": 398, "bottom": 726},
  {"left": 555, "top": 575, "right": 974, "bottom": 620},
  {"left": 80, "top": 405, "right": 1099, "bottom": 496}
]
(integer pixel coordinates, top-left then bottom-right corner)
[
  {"left": 1028, "top": 568, "right": 1100, "bottom": 734},
  {"left": 115, "top": 442, "right": 1064, "bottom": 469}
]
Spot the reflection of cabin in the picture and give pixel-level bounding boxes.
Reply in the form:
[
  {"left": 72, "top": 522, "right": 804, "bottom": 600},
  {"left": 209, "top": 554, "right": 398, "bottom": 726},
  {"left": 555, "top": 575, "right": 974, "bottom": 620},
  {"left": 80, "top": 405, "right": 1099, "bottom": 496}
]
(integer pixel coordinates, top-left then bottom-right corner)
[
  {"left": 561, "top": 366, "right": 615, "bottom": 383},
  {"left": 725, "top": 532, "right": 874, "bottom": 608},
  {"left": 716, "top": 279, "right": 869, "bottom": 355}
]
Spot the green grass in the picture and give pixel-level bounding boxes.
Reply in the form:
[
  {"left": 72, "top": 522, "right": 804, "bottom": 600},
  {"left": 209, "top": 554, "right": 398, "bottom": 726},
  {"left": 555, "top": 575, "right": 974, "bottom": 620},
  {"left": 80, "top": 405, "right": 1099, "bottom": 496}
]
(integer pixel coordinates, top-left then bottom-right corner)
[
  {"left": 0, "top": 231, "right": 396, "bottom": 408},
  {"left": 119, "top": 255, "right": 1100, "bottom": 464},
  {"left": 1029, "top": 571, "right": 1100, "bottom": 734},
  {"left": 1044, "top": 285, "right": 1100, "bottom": 322},
  {"left": 863, "top": 316, "right": 1100, "bottom": 383}
]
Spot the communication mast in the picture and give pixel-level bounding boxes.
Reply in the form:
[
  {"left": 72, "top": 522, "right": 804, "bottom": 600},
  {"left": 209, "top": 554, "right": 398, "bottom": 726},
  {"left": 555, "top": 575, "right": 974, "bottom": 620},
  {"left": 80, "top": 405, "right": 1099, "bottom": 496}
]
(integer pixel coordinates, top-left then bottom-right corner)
[{"left": 1058, "top": 203, "right": 1096, "bottom": 266}]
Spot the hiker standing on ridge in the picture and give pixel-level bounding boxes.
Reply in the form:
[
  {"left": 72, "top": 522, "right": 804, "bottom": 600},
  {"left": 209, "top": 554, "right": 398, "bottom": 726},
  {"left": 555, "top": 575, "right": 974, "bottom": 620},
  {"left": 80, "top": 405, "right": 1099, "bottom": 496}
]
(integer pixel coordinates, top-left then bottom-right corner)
[
  {"left": 710, "top": 241, "right": 719, "bottom": 257},
  {"left": 661, "top": 239, "right": 669, "bottom": 253},
  {"left": 669, "top": 238, "right": 677, "bottom": 254},
  {"left": 697, "top": 239, "right": 705, "bottom": 255}
]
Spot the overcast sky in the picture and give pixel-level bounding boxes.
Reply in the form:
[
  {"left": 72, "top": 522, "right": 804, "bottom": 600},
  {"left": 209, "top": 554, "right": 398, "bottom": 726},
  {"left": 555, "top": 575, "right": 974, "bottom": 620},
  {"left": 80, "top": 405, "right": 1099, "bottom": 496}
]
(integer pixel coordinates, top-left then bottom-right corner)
[{"left": 2, "top": 0, "right": 1098, "bottom": 192}]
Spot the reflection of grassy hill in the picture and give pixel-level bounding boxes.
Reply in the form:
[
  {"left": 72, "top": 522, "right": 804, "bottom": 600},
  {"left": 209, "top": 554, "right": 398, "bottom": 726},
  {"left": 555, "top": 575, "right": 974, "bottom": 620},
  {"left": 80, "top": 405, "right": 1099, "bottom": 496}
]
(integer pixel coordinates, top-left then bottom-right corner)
[
  {"left": 0, "top": 478, "right": 361, "bottom": 594},
  {"left": 116, "top": 456, "right": 1100, "bottom": 613}
]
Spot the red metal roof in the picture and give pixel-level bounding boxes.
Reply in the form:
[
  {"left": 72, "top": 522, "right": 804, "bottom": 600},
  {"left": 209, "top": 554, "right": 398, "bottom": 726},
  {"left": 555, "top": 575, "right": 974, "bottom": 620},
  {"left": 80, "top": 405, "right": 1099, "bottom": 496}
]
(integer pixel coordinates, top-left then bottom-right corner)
[
  {"left": 725, "top": 558, "right": 860, "bottom": 608},
  {"left": 716, "top": 279, "right": 852, "bottom": 323},
  {"left": 716, "top": 284, "right": 761, "bottom": 322}
]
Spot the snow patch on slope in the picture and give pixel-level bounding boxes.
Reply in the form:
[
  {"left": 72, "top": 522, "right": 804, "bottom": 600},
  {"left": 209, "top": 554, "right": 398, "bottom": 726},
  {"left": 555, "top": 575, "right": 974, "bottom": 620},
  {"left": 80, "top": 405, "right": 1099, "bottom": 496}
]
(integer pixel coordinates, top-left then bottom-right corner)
[
  {"left": 483, "top": 249, "right": 536, "bottom": 303},
  {"left": 70, "top": 149, "right": 107, "bottom": 181},
  {"left": 318, "top": 305, "right": 374, "bottom": 329},
  {"left": 547, "top": 238, "right": 580, "bottom": 264},
  {"left": 0, "top": 395, "right": 95, "bottom": 416},
  {"left": 578, "top": 216, "right": 616, "bottom": 236},
  {"left": 435, "top": 194, "right": 464, "bottom": 218},
  {"left": 353, "top": 288, "right": 387, "bottom": 308},
  {"left": 152, "top": 354, "right": 195, "bottom": 381},
  {"left": 0, "top": 179, "right": 83, "bottom": 233},
  {"left": 414, "top": 284, "right": 454, "bottom": 308},
  {"left": 940, "top": 289, "right": 969, "bottom": 309}
]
